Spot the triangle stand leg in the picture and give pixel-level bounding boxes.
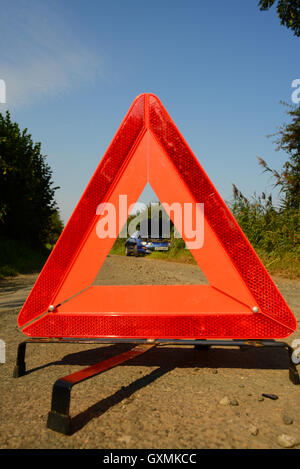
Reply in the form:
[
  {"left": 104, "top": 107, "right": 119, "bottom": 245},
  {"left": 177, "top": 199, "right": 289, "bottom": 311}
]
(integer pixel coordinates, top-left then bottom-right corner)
[{"left": 46, "top": 343, "right": 156, "bottom": 435}]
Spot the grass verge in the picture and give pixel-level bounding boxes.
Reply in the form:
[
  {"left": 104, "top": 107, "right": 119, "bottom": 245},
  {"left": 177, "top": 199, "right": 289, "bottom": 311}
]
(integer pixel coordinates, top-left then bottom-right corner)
[{"left": 256, "top": 248, "right": 300, "bottom": 279}]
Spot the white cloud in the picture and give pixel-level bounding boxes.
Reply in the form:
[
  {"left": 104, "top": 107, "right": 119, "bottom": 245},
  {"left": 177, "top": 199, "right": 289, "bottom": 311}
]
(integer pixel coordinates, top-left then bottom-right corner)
[{"left": 0, "top": 0, "right": 103, "bottom": 108}]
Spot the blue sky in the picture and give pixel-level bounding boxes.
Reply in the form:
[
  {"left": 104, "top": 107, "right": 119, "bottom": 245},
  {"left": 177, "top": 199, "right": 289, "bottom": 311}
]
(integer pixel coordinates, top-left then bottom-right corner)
[{"left": 0, "top": 0, "right": 299, "bottom": 223}]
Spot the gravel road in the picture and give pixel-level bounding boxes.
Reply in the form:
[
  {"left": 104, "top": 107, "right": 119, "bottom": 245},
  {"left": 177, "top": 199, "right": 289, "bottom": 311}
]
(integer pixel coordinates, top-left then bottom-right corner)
[{"left": 0, "top": 255, "right": 299, "bottom": 449}]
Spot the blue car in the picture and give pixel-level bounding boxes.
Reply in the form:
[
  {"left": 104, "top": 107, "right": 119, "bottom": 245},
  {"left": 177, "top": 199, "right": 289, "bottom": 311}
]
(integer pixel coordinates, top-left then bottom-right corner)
[
  {"left": 125, "top": 231, "right": 154, "bottom": 256},
  {"left": 125, "top": 231, "right": 170, "bottom": 256},
  {"left": 149, "top": 238, "right": 170, "bottom": 251}
]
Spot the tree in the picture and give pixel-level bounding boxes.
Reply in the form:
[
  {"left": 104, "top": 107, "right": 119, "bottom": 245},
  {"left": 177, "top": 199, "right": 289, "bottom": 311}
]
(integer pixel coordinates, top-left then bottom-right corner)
[
  {"left": 45, "top": 210, "right": 64, "bottom": 248},
  {"left": 0, "top": 111, "right": 62, "bottom": 247},
  {"left": 258, "top": 0, "right": 300, "bottom": 36}
]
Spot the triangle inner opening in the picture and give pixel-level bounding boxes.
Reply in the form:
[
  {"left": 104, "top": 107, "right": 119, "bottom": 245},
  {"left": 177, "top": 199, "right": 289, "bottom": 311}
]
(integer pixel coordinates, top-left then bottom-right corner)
[{"left": 93, "top": 183, "right": 208, "bottom": 286}]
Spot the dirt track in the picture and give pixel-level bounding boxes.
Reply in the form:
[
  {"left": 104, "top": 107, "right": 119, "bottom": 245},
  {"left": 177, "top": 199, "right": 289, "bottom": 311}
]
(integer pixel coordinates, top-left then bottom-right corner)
[{"left": 0, "top": 254, "right": 299, "bottom": 449}]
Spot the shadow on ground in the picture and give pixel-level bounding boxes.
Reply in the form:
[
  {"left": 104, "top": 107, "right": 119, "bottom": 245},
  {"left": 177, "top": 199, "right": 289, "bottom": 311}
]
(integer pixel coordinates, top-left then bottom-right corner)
[
  {"left": 22, "top": 342, "right": 292, "bottom": 376},
  {"left": 21, "top": 342, "right": 292, "bottom": 375},
  {"left": 70, "top": 365, "right": 173, "bottom": 434}
]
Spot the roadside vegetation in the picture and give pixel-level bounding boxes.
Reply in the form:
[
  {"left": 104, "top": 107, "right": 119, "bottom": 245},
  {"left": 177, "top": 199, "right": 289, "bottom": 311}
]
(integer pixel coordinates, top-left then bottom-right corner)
[
  {"left": 230, "top": 103, "right": 299, "bottom": 278},
  {"left": 230, "top": 188, "right": 299, "bottom": 278},
  {"left": 0, "top": 111, "right": 63, "bottom": 278}
]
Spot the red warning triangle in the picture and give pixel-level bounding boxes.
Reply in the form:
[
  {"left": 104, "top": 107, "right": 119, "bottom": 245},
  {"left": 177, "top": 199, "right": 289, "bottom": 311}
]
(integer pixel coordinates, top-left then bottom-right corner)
[{"left": 18, "top": 94, "right": 296, "bottom": 339}]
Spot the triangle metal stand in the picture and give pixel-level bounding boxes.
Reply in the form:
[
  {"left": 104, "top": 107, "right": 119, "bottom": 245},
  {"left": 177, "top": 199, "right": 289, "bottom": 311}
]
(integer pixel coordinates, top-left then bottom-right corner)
[{"left": 13, "top": 337, "right": 299, "bottom": 435}]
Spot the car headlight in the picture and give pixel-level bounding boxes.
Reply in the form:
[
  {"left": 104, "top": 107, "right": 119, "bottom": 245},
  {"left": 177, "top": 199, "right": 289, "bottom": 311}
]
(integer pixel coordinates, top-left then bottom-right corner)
[{"left": 141, "top": 241, "right": 147, "bottom": 246}]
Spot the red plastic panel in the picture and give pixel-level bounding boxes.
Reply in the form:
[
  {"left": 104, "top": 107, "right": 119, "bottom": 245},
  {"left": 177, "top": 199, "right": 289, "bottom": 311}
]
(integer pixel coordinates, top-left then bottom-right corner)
[
  {"left": 18, "top": 95, "right": 145, "bottom": 327},
  {"left": 148, "top": 95, "right": 296, "bottom": 332},
  {"left": 17, "top": 93, "right": 297, "bottom": 339},
  {"left": 22, "top": 313, "right": 292, "bottom": 339},
  {"left": 54, "top": 285, "right": 251, "bottom": 315}
]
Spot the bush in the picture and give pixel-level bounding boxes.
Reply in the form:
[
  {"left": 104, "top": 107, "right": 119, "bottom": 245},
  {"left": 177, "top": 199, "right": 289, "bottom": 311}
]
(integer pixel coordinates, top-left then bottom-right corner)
[{"left": 0, "top": 237, "right": 51, "bottom": 278}]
